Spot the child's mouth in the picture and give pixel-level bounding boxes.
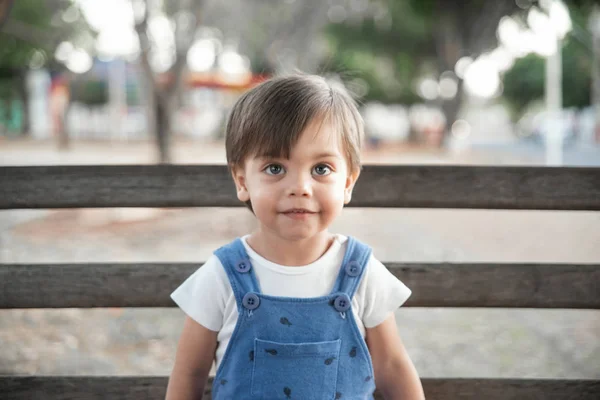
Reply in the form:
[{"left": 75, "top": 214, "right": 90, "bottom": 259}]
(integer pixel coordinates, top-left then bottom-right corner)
[{"left": 281, "top": 209, "right": 316, "bottom": 219}]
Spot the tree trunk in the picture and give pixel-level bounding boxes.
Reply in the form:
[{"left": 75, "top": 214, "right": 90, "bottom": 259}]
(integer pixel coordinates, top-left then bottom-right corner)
[
  {"left": 134, "top": 0, "right": 203, "bottom": 164},
  {"left": 155, "top": 95, "right": 171, "bottom": 164},
  {"left": 431, "top": 0, "right": 517, "bottom": 147},
  {"left": 55, "top": 73, "right": 72, "bottom": 150},
  {"left": 591, "top": 6, "right": 600, "bottom": 144},
  {"left": 440, "top": 79, "right": 464, "bottom": 145},
  {"left": 433, "top": 2, "right": 463, "bottom": 147},
  {"left": 0, "top": 0, "right": 13, "bottom": 30},
  {"left": 57, "top": 109, "right": 69, "bottom": 150},
  {"left": 17, "top": 71, "right": 30, "bottom": 136}
]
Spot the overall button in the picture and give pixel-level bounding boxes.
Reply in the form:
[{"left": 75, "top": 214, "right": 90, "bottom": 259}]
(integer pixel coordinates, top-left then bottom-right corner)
[
  {"left": 242, "top": 293, "right": 260, "bottom": 310},
  {"left": 235, "top": 259, "right": 251, "bottom": 273},
  {"left": 345, "top": 261, "right": 361, "bottom": 277},
  {"left": 333, "top": 294, "right": 351, "bottom": 312}
]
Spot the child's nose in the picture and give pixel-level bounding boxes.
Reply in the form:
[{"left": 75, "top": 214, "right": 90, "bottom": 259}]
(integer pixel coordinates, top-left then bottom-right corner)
[{"left": 287, "top": 173, "right": 312, "bottom": 197}]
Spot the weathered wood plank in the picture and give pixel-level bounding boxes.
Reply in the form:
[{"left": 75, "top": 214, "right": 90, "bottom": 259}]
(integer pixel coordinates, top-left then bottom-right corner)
[
  {"left": 1, "top": 165, "right": 599, "bottom": 210},
  {"left": 2, "top": 263, "right": 598, "bottom": 309},
  {"left": 0, "top": 376, "right": 598, "bottom": 400}
]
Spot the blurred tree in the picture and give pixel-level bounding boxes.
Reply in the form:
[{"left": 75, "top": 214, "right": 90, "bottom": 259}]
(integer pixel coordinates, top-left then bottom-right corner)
[
  {"left": 502, "top": 1, "right": 595, "bottom": 116},
  {"left": 132, "top": 0, "right": 333, "bottom": 162},
  {"left": 133, "top": 0, "right": 204, "bottom": 163},
  {"left": 0, "top": 0, "right": 92, "bottom": 135},
  {"left": 1, "top": 0, "right": 52, "bottom": 135},
  {"left": 322, "top": 0, "right": 520, "bottom": 144},
  {"left": 209, "top": 0, "right": 330, "bottom": 74},
  {"left": 322, "top": 1, "right": 430, "bottom": 103},
  {"left": 69, "top": 80, "right": 108, "bottom": 106},
  {"left": 0, "top": 0, "right": 12, "bottom": 29},
  {"left": 502, "top": 36, "right": 591, "bottom": 115}
]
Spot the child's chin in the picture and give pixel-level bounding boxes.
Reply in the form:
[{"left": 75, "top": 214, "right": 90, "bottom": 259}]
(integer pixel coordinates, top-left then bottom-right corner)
[{"left": 277, "top": 228, "right": 318, "bottom": 241}]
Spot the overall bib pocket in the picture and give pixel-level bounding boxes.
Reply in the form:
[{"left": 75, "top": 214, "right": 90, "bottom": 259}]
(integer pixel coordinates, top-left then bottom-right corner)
[{"left": 251, "top": 338, "right": 342, "bottom": 400}]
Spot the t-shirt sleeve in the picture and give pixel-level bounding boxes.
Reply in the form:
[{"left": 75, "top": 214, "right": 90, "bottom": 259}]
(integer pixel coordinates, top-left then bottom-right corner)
[
  {"left": 359, "top": 254, "right": 412, "bottom": 329},
  {"left": 170, "top": 254, "right": 229, "bottom": 332}
]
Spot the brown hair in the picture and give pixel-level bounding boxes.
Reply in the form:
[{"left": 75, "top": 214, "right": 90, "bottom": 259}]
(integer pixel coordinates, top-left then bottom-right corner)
[
  {"left": 226, "top": 74, "right": 363, "bottom": 171},
  {"left": 225, "top": 74, "right": 364, "bottom": 210}
]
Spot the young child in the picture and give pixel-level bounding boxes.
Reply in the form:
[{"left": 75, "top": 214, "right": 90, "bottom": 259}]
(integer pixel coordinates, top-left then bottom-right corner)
[{"left": 166, "top": 74, "right": 424, "bottom": 400}]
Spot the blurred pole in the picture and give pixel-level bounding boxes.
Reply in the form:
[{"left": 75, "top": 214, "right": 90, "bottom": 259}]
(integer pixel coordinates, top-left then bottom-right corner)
[
  {"left": 545, "top": 36, "right": 563, "bottom": 165},
  {"left": 26, "top": 69, "right": 51, "bottom": 139},
  {"left": 591, "top": 6, "right": 600, "bottom": 145},
  {"left": 108, "top": 58, "right": 127, "bottom": 140}
]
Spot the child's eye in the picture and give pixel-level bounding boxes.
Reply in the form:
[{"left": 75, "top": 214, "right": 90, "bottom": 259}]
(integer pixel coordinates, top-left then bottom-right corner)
[
  {"left": 264, "top": 164, "right": 285, "bottom": 175},
  {"left": 313, "top": 164, "right": 332, "bottom": 176}
]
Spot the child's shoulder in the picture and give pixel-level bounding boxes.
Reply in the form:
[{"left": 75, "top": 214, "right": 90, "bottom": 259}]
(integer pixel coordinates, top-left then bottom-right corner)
[{"left": 182, "top": 253, "right": 230, "bottom": 288}]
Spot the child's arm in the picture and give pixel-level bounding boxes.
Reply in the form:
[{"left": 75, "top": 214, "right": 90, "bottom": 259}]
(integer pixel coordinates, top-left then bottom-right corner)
[
  {"left": 165, "top": 316, "right": 218, "bottom": 400},
  {"left": 366, "top": 313, "right": 425, "bottom": 400}
]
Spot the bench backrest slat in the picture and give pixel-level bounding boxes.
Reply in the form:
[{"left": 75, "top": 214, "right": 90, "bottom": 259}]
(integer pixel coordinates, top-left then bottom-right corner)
[
  {"left": 2, "top": 376, "right": 599, "bottom": 400},
  {"left": 2, "top": 262, "right": 598, "bottom": 309},
  {"left": 2, "top": 165, "right": 599, "bottom": 210}
]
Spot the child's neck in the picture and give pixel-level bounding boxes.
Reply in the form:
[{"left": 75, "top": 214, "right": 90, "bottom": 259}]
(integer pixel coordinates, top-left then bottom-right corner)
[{"left": 246, "top": 230, "right": 335, "bottom": 266}]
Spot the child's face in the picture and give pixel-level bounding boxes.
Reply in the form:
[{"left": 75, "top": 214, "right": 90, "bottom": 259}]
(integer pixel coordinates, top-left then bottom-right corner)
[{"left": 232, "top": 117, "right": 360, "bottom": 242}]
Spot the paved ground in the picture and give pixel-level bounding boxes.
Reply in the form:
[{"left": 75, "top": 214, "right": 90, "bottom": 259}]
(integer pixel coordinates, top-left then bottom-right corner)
[{"left": 1, "top": 138, "right": 598, "bottom": 380}]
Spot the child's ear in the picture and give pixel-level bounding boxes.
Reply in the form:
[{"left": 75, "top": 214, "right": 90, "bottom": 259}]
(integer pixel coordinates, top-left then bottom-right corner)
[
  {"left": 231, "top": 165, "right": 250, "bottom": 203},
  {"left": 344, "top": 167, "right": 361, "bottom": 204}
]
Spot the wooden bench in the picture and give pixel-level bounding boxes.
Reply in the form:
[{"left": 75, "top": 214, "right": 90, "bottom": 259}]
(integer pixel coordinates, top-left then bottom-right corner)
[{"left": 1, "top": 164, "right": 599, "bottom": 399}]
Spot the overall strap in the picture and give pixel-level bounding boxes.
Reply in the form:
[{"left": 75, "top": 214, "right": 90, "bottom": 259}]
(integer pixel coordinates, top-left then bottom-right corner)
[
  {"left": 330, "top": 236, "right": 372, "bottom": 299},
  {"left": 214, "top": 238, "right": 262, "bottom": 310}
]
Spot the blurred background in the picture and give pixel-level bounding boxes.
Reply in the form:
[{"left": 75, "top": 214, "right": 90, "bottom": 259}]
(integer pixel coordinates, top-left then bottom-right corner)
[{"left": 1, "top": 0, "right": 599, "bottom": 381}]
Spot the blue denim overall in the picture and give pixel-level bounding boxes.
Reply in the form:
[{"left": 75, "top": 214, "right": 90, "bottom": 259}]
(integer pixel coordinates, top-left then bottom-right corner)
[{"left": 212, "top": 236, "right": 376, "bottom": 400}]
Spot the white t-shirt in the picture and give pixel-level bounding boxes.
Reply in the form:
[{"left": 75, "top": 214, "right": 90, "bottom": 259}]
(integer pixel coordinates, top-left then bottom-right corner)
[{"left": 171, "top": 234, "right": 411, "bottom": 369}]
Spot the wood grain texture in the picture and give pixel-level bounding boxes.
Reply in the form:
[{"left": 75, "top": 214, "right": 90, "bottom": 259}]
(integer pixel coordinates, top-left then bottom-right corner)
[
  {"left": 1, "top": 376, "right": 598, "bottom": 400},
  {"left": 2, "top": 263, "right": 598, "bottom": 309},
  {"left": 2, "top": 165, "right": 599, "bottom": 210}
]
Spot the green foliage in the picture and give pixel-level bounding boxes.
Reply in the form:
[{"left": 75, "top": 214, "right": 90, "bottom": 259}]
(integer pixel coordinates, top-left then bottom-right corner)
[
  {"left": 409, "top": 0, "right": 520, "bottom": 54},
  {"left": 502, "top": 54, "right": 544, "bottom": 114},
  {"left": 0, "top": 0, "right": 54, "bottom": 104},
  {"left": 0, "top": 0, "right": 59, "bottom": 70},
  {"left": 69, "top": 79, "right": 141, "bottom": 106},
  {"left": 320, "top": 1, "right": 432, "bottom": 104},
  {"left": 0, "top": 0, "right": 93, "bottom": 74},
  {"left": 69, "top": 80, "right": 107, "bottom": 105},
  {"left": 502, "top": 38, "right": 591, "bottom": 114},
  {"left": 502, "top": 2, "right": 593, "bottom": 116},
  {"left": 321, "top": 0, "right": 519, "bottom": 106}
]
